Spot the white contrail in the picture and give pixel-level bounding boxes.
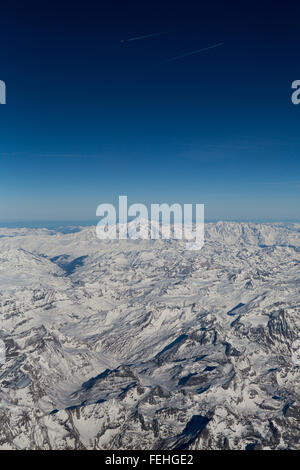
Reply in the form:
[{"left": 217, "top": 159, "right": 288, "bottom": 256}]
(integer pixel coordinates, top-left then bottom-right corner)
[
  {"left": 163, "top": 42, "right": 224, "bottom": 62},
  {"left": 121, "top": 32, "right": 165, "bottom": 43}
]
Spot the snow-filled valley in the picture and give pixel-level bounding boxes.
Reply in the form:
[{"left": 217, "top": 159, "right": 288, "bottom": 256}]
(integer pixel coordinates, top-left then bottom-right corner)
[{"left": 0, "top": 221, "right": 300, "bottom": 449}]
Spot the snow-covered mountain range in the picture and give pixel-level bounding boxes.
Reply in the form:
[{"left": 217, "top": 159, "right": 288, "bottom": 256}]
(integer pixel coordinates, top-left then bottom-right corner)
[{"left": 0, "top": 221, "right": 300, "bottom": 449}]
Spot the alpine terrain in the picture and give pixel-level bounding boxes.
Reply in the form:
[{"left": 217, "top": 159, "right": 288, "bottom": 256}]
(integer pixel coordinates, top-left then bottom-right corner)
[{"left": 0, "top": 221, "right": 300, "bottom": 450}]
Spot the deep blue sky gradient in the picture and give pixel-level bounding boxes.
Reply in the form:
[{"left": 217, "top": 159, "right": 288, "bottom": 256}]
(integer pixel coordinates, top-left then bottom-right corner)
[{"left": 0, "top": 0, "right": 300, "bottom": 221}]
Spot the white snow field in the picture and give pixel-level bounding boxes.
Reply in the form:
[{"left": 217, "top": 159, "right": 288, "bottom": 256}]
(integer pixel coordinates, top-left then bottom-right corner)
[{"left": 0, "top": 221, "right": 300, "bottom": 449}]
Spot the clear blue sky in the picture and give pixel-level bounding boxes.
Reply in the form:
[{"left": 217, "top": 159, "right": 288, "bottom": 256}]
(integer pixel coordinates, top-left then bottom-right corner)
[{"left": 0, "top": 0, "right": 300, "bottom": 222}]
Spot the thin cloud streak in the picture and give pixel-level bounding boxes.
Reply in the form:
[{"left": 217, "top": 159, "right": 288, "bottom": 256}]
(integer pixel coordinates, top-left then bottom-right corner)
[
  {"left": 0, "top": 152, "right": 106, "bottom": 159},
  {"left": 120, "top": 32, "right": 166, "bottom": 43},
  {"left": 163, "top": 42, "right": 224, "bottom": 63}
]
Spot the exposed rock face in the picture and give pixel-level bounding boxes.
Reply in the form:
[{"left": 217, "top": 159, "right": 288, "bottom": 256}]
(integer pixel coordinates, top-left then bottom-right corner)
[{"left": 0, "top": 222, "right": 300, "bottom": 449}]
